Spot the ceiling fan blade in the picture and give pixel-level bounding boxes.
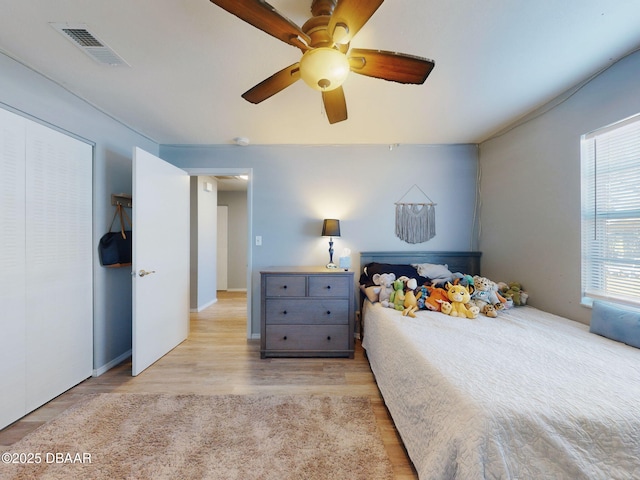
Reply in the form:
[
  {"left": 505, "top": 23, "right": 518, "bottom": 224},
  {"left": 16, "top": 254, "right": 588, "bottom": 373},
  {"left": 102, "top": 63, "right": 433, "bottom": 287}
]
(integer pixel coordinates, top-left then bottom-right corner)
[
  {"left": 322, "top": 87, "right": 348, "bottom": 124},
  {"left": 328, "top": 0, "right": 384, "bottom": 44},
  {"left": 242, "top": 63, "right": 301, "bottom": 104},
  {"left": 348, "top": 48, "right": 435, "bottom": 84},
  {"left": 210, "top": 0, "right": 310, "bottom": 50}
]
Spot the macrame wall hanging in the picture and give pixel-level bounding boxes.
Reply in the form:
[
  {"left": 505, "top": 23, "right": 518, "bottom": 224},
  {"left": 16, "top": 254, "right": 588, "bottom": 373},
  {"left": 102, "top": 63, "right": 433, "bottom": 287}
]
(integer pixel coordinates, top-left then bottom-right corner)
[{"left": 395, "top": 184, "right": 437, "bottom": 244}]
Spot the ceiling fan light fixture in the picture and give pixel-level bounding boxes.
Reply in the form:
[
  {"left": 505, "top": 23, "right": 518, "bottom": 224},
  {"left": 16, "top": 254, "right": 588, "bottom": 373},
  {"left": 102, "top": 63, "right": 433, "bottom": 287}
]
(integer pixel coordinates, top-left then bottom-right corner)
[{"left": 299, "top": 47, "right": 350, "bottom": 91}]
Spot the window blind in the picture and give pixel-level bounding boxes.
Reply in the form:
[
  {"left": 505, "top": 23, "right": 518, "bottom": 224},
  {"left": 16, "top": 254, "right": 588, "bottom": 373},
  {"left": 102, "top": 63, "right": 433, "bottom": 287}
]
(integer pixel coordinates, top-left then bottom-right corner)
[{"left": 581, "top": 113, "right": 640, "bottom": 307}]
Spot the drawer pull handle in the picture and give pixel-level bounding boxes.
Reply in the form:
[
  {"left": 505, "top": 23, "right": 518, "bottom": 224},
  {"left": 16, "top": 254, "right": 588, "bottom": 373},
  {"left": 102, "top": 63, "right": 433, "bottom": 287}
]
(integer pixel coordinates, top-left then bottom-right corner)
[
  {"left": 327, "top": 336, "right": 331, "bottom": 341},
  {"left": 283, "top": 310, "right": 287, "bottom": 315},
  {"left": 326, "top": 310, "right": 331, "bottom": 315},
  {"left": 326, "top": 285, "right": 331, "bottom": 289},
  {"left": 283, "top": 285, "right": 288, "bottom": 289},
  {"left": 283, "top": 336, "right": 287, "bottom": 340}
]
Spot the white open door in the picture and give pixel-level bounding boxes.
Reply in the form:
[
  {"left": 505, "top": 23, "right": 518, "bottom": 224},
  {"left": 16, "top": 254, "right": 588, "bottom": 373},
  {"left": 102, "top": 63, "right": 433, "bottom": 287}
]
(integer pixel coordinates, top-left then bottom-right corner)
[{"left": 132, "top": 147, "right": 190, "bottom": 376}]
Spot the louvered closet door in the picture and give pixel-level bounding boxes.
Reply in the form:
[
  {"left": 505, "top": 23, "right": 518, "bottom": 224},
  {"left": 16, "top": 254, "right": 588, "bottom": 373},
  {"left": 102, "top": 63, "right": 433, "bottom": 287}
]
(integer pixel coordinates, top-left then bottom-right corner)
[
  {"left": 0, "top": 108, "right": 27, "bottom": 429},
  {"left": 0, "top": 108, "right": 92, "bottom": 429},
  {"left": 24, "top": 120, "right": 93, "bottom": 413}
]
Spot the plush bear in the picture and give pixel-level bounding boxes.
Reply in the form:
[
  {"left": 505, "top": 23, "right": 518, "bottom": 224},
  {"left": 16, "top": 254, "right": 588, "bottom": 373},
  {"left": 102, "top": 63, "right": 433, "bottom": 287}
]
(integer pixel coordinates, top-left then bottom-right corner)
[
  {"left": 444, "top": 282, "right": 478, "bottom": 319},
  {"left": 389, "top": 277, "right": 406, "bottom": 311},
  {"left": 372, "top": 272, "right": 396, "bottom": 308},
  {"left": 469, "top": 276, "right": 505, "bottom": 317},
  {"left": 402, "top": 278, "right": 420, "bottom": 318}
]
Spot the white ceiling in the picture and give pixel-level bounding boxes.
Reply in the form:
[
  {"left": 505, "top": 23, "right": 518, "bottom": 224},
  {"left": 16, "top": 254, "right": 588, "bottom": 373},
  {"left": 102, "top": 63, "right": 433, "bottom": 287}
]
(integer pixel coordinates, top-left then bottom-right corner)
[{"left": 1, "top": 0, "right": 639, "bottom": 146}]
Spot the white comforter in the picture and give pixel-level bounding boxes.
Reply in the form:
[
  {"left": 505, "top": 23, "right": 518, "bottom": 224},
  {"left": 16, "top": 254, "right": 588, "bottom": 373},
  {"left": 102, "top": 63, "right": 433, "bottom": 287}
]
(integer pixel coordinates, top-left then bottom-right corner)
[{"left": 362, "top": 302, "right": 640, "bottom": 479}]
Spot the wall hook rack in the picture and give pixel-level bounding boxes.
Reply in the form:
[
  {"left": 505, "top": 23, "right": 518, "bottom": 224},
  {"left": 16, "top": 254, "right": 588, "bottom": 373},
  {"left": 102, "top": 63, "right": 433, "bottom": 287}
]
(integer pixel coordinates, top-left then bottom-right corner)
[{"left": 111, "top": 193, "right": 132, "bottom": 208}]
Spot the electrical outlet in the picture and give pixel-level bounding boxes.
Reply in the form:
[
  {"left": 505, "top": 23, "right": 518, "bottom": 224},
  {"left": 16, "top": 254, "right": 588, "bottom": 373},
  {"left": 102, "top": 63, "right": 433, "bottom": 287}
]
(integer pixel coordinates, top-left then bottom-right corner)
[{"left": 255, "top": 235, "right": 262, "bottom": 246}]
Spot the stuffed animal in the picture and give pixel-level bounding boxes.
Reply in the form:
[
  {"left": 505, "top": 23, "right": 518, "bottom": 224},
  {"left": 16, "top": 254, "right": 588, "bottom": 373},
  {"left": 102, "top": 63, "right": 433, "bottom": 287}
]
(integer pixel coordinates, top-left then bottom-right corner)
[
  {"left": 496, "top": 282, "right": 513, "bottom": 308},
  {"left": 444, "top": 282, "right": 478, "bottom": 319},
  {"left": 440, "top": 300, "right": 453, "bottom": 315},
  {"left": 469, "top": 276, "right": 505, "bottom": 317},
  {"left": 425, "top": 286, "right": 450, "bottom": 312},
  {"left": 372, "top": 272, "right": 396, "bottom": 308},
  {"left": 416, "top": 284, "right": 429, "bottom": 310},
  {"left": 452, "top": 272, "right": 474, "bottom": 289},
  {"left": 467, "top": 303, "right": 481, "bottom": 317},
  {"left": 402, "top": 278, "right": 420, "bottom": 318},
  {"left": 482, "top": 304, "right": 498, "bottom": 318},
  {"left": 389, "top": 277, "right": 406, "bottom": 311},
  {"left": 500, "top": 282, "right": 529, "bottom": 306}
]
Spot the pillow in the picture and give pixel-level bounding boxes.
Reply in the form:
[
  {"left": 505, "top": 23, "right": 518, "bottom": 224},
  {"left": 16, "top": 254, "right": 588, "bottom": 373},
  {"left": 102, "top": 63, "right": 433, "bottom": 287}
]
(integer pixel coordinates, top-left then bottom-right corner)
[
  {"left": 360, "top": 285, "right": 381, "bottom": 303},
  {"left": 590, "top": 300, "right": 640, "bottom": 349},
  {"left": 360, "top": 262, "right": 428, "bottom": 287},
  {"left": 412, "top": 263, "right": 454, "bottom": 283}
]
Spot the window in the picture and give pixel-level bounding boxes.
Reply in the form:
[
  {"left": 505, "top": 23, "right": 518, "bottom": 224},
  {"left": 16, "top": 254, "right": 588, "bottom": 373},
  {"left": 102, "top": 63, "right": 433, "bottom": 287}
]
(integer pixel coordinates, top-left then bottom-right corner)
[{"left": 581, "top": 113, "right": 640, "bottom": 307}]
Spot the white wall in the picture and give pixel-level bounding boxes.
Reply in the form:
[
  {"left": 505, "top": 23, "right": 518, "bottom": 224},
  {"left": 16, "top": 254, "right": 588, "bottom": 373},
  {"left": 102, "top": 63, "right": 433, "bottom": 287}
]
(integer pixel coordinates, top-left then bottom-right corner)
[
  {"left": 0, "top": 52, "right": 159, "bottom": 374},
  {"left": 190, "top": 176, "right": 218, "bottom": 311},
  {"left": 479, "top": 50, "right": 640, "bottom": 324},
  {"left": 160, "top": 143, "right": 479, "bottom": 335}
]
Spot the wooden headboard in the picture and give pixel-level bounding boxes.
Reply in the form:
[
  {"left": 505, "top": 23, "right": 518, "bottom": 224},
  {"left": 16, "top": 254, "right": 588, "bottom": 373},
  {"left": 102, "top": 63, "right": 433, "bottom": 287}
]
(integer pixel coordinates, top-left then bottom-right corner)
[{"left": 359, "top": 251, "right": 482, "bottom": 276}]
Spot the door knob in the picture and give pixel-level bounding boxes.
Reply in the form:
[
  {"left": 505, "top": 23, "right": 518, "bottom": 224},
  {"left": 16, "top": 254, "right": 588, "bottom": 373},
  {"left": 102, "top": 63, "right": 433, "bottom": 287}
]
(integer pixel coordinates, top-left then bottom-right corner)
[{"left": 138, "top": 269, "right": 156, "bottom": 277}]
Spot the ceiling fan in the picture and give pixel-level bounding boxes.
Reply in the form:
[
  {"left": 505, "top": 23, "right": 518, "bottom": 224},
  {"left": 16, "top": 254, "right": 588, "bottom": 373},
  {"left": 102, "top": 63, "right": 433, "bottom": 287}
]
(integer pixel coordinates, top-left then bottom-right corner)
[{"left": 209, "top": 0, "right": 435, "bottom": 124}]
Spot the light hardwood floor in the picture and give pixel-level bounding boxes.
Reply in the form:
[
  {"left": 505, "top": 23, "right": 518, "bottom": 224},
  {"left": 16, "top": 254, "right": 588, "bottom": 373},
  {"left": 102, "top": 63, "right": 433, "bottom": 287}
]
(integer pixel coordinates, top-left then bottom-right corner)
[{"left": 0, "top": 291, "right": 418, "bottom": 479}]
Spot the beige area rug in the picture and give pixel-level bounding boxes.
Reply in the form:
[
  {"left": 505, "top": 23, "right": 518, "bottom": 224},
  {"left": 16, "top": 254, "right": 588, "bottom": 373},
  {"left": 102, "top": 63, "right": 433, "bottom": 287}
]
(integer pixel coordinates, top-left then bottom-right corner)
[{"left": 0, "top": 394, "right": 394, "bottom": 480}]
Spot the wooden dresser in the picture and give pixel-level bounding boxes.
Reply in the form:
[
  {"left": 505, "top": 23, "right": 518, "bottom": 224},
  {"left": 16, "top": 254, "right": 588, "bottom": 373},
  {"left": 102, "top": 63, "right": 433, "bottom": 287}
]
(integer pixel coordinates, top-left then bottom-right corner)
[{"left": 260, "top": 267, "right": 355, "bottom": 358}]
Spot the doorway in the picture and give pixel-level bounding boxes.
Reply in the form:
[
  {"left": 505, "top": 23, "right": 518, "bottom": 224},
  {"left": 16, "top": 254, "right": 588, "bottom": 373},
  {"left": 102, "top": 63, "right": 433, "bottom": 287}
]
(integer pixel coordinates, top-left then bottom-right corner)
[
  {"left": 186, "top": 167, "right": 252, "bottom": 339},
  {"left": 215, "top": 179, "right": 248, "bottom": 294}
]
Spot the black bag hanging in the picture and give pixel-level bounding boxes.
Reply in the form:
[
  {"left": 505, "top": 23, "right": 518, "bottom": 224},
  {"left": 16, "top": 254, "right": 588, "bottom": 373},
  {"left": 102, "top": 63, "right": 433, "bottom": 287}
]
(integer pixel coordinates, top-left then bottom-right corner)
[{"left": 98, "top": 204, "right": 133, "bottom": 267}]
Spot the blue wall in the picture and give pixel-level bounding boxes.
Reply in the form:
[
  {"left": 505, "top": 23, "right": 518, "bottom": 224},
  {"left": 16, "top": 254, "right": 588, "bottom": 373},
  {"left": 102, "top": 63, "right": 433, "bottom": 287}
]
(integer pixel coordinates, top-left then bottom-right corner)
[
  {"left": 161, "top": 143, "right": 479, "bottom": 335},
  {"left": 1, "top": 51, "right": 480, "bottom": 362},
  {"left": 479, "top": 49, "right": 640, "bottom": 324},
  {"left": 4, "top": 43, "right": 640, "bottom": 365},
  {"left": 1, "top": 53, "right": 158, "bottom": 374}
]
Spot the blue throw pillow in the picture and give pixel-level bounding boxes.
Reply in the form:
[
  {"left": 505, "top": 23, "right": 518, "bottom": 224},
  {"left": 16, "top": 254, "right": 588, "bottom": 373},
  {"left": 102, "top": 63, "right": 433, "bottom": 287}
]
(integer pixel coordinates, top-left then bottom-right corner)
[{"left": 590, "top": 300, "right": 640, "bottom": 349}]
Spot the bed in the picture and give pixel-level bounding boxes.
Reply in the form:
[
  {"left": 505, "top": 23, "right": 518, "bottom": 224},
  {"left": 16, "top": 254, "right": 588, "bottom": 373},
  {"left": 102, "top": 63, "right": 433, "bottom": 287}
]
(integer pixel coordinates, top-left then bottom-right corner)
[{"left": 359, "top": 251, "right": 640, "bottom": 480}]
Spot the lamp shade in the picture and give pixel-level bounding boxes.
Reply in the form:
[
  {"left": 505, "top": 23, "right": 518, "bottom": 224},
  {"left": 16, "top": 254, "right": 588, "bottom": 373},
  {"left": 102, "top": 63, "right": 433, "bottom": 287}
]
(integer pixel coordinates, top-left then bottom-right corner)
[
  {"left": 299, "top": 48, "right": 350, "bottom": 91},
  {"left": 322, "top": 219, "right": 341, "bottom": 237}
]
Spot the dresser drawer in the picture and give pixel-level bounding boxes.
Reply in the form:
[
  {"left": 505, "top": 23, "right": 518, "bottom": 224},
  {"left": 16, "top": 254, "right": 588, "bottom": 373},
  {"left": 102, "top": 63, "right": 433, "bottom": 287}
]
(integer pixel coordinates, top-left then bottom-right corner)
[
  {"left": 260, "top": 268, "right": 354, "bottom": 358},
  {"left": 265, "top": 324, "right": 349, "bottom": 351},
  {"left": 308, "top": 275, "right": 350, "bottom": 297},
  {"left": 265, "top": 275, "right": 306, "bottom": 297},
  {"left": 265, "top": 299, "right": 349, "bottom": 325}
]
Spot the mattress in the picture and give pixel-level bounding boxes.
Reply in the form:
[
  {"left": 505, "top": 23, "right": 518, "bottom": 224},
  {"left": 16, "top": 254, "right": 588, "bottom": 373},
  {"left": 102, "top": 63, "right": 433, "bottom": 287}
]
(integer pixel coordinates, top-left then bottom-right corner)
[{"left": 362, "top": 302, "right": 640, "bottom": 479}]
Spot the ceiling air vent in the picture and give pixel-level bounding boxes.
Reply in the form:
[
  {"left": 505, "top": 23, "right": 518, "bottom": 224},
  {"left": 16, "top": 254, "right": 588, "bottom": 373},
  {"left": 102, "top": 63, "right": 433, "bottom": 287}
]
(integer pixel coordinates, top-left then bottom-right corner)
[{"left": 49, "top": 23, "right": 129, "bottom": 66}]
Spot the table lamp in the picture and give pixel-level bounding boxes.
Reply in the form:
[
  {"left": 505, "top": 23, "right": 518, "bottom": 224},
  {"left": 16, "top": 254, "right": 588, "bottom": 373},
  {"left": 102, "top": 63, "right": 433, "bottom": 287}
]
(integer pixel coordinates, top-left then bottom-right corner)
[{"left": 321, "top": 219, "right": 340, "bottom": 269}]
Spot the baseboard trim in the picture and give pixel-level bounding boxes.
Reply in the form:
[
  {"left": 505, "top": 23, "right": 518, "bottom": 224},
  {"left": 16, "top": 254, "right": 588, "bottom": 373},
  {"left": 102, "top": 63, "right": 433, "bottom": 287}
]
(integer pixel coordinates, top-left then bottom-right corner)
[
  {"left": 190, "top": 298, "right": 218, "bottom": 313},
  {"left": 93, "top": 349, "right": 131, "bottom": 377}
]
